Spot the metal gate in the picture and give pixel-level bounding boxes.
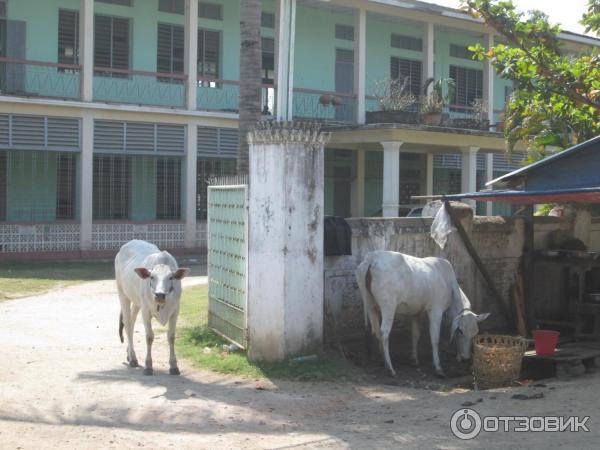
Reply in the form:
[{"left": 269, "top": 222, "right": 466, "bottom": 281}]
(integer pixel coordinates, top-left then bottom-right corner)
[{"left": 207, "top": 184, "right": 248, "bottom": 348}]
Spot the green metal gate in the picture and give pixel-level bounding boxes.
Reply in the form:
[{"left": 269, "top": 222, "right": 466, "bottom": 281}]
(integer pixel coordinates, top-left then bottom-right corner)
[{"left": 207, "top": 184, "right": 248, "bottom": 348}]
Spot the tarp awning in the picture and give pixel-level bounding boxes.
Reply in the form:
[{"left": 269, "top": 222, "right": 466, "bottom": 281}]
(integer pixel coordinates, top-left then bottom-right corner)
[{"left": 440, "top": 186, "right": 600, "bottom": 204}]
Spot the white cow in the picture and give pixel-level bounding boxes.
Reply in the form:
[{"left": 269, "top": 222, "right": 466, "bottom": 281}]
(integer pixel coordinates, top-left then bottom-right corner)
[
  {"left": 356, "top": 251, "right": 489, "bottom": 377},
  {"left": 115, "top": 240, "right": 189, "bottom": 376}
]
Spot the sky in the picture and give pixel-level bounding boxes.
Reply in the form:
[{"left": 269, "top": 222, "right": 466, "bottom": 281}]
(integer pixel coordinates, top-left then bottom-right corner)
[{"left": 422, "top": 0, "right": 593, "bottom": 36}]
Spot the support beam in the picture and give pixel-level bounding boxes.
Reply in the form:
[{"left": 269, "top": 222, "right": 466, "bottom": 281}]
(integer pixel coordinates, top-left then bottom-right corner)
[
  {"left": 485, "top": 153, "right": 494, "bottom": 216},
  {"left": 484, "top": 34, "right": 495, "bottom": 125},
  {"left": 79, "top": 0, "right": 94, "bottom": 102},
  {"left": 276, "top": 0, "right": 296, "bottom": 121},
  {"left": 426, "top": 152, "right": 434, "bottom": 197},
  {"left": 423, "top": 22, "right": 435, "bottom": 93},
  {"left": 381, "top": 141, "right": 402, "bottom": 217},
  {"left": 184, "top": 0, "right": 199, "bottom": 110},
  {"left": 461, "top": 146, "right": 479, "bottom": 210},
  {"left": 184, "top": 123, "right": 198, "bottom": 248},
  {"left": 354, "top": 8, "right": 367, "bottom": 124},
  {"left": 351, "top": 149, "right": 366, "bottom": 217},
  {"left": 79, "top": 112, "right": 93, "bottom": 250}
]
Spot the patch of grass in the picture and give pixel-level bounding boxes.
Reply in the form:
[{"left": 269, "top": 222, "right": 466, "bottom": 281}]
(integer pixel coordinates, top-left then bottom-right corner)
[
  {"left": 176, "top": 285, "right": 357, "bottom": 381},
  {"left": 0, "top": 261, "right": 114, "bottom": 300}
]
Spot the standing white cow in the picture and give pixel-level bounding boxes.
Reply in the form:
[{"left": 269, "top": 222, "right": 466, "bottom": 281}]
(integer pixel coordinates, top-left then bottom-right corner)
[
  {"left": 356, "top": 250, "right": 489, "bottom": 377},
  {"left": 115, "top": 240, "right": 189, "bottom": 376}
]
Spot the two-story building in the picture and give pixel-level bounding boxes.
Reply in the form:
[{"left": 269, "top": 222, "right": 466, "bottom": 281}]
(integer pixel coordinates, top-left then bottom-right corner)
[{"left": 0, "top": 0, "right": 598, "bottom": 257}]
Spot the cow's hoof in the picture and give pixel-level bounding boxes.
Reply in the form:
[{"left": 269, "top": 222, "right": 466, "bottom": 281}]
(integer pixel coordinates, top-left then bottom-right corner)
[
  {"left": 143, "top": 368, "right": 154, "bottom": 376},
  {"left": 169, "top": 367, "right": 180, "bottom": 376},
  {"left": 409, "top": 358, "right": 419, "bottom": 367},
  {"left": 129, "top": 359, "right": 139, "bottom": 368}
]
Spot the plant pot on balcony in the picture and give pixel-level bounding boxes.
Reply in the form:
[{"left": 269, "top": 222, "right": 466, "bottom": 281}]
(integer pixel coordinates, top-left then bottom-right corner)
[
  {"left": 421, "top": 112, "right": 442, "bottom": 126},
  {"left": 366, "top": 110, "right": 419, "bottom": 125}
]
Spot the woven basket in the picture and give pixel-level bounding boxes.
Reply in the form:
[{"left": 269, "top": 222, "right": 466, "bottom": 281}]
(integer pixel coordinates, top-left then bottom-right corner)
[{"left": 473, "top": 334, "right": 528, "bottom": 390}]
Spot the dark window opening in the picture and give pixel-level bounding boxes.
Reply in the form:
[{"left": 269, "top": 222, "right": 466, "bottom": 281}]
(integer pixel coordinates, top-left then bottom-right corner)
[
  {"left": 157, "top": 23, "right": 184, "bottom": 82},
  {"left": 335, "top": 24, "right": 354, "bottom": 41},
  {"left": 58, "top": 9, "right": 79, "bottom": 68},
  {"left": 196, "top": 158, "right": 236, "bottom": 220},
  {"left": 390, "top": 57, "right": 422, "bottom": 98},
  {"left": 261, "top": 12, "right": 275, "bottom": 29},
  {"left": 449, "top": 65, "right": 483, "bottom": 108},
  {"left": 450, "top": 44, "right": 474, "bottom": 60},
  {"left": 94, "top": 15, "right": 131, "bottom": 77},
  {"left": 159, "top": 0, "right": 184, "bottom": 14},
  {"left": 391, "top": 34, "right": 423, "bottom": 52},
  {"left": 197, "top": 28, "right": 221, "bottom": 85},
  {"left": 156, "top": 158, "right": 182, "bottom": 220},
  {"left": 95, "top": 0, "right": 132, "bottom": 6},
  {"left": 56, "top": 153, "right": 77, "bottom": 220},
  {"left": 93, "top": 155, "right": 130, "bottom": 220},
  {"left": 198, "top": 2, "right": 222, "bottom": 21}
]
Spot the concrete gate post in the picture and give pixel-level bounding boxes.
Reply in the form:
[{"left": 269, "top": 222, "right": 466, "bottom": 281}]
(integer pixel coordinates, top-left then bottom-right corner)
[{"left": 247, "top": 122, "right": 329, "bottom": 362}]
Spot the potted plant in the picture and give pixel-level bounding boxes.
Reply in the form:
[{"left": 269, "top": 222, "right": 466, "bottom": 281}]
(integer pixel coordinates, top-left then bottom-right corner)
[
  {"left": 471, "top": 98, "right": 490, "bottom": 131},
  {"left": 420, "top": 78, "right": 454, "bottom": 126},
  {"left": 366, "top": 77, "right": 418, "bottom": 124}
]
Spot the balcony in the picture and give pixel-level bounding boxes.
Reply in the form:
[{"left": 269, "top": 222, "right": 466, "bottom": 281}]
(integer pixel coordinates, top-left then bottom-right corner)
[
  {"left": 292, "top": 88, "right": 357, "bottom": 125},
  {"left": 196, "top": 77, "right": 276, "bottom": 116}
]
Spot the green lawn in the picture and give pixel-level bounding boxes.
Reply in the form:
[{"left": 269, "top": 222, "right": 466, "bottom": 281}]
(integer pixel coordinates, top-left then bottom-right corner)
[
  {"left": 0, "top": 261, "right": 114, "bottom": 301},
  {"left": 176, "top": 284, "right": 357, "bottom": 381}
]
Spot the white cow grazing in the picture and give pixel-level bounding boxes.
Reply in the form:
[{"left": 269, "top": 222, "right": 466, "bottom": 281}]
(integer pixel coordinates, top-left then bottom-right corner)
[
  {"left": 115, "top": 240, "right": 189, "bottom": 376},
  {"left": 356, "top": 251, "right": 489, "bottom": 377}
]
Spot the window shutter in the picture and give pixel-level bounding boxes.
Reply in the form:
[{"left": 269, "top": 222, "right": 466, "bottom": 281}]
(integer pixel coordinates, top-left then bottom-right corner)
[
  {"left": 198, "top": 29, "right": 221, "bottom": 78},
  {"left": 95, "top": 0, "right": 132, "bottom": 6},
  {"left": 112, "top": 17, "right": 130, "bottom": 70},
  {"left": 47, "top": 118, "right": 80, "bottom": 150},
  {"left": 158, "top": 0, "right": 184, "bottom": 14},
  {"left": 157, "top": 23, "right": 173, "bottom": 74},
  {"left": 11, "top": 115, "right": 45, "bottom": 148},
  {"left": 261, "top": 12, "right": 275, "bottom": 28},
  {"left": 197, "top": 126, "right": 219, "bottom": 157},
  {"left": 0, "top": 115, "right": 9, "bottom": 147},
  {"left": 391, "top": 34, "right": 423, "bottom": 52},
  {"left": 58, "top": 10, "right": 79, "bottom": 66},
  {"left": 125, "top": 122, "right": 155, "bottom": 152},
  {"left": 157, "top": 124, "right": 185, "bottom": 153},
  {"left": 172, "top": 25, "right": 184, "bottom": 73},
  {"left": 450, "top": 44, "right": 473, "bottom": 60},
  {"left": 390, "top": 57, "right": 422, "bottom": 97},
  {"left": 450, "top": 65, "right": 483, "bottom": 106},
  {"left": 198, "top": 2, "right": 222, "bottom": 20},
  {"left": 0, "top": 151, "right": 6, "bottom": 221},
  {"left": 94, "top": 15, "right": 112, "bottom": 68},
  {"left": 335, "top": 24, "right": 354, "bottom": 41},
  {"left": 6, "top": 20, "right": 26, "bottom": 93},
  {"left": 94, "top": 120, "right": 125, "bottom": 152}
]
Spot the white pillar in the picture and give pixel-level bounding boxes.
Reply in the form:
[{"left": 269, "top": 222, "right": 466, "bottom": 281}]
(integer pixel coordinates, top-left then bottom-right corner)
[
  {"left": 461, "top": 146, "right": 479, "bottom": 210},
  {"left": 354, "top": 8, "right": 366, "bottom": 124},
  {"left": 276, "top": 0, "right": 296, "bottom": 120},
  {"left": 184, "top": 123, "right": 198, "bottom": 248},
  {"left": 423, "top": 22, "right": 435, "bottom": 94},
  {"left": 79, "top": 0, "right": 94, "bottom": 102},
  {"left": 184, "top": 0, "right": 199, "bottom": 110},
  {"left": 351, "top": 149, "right": 365, "bottom": 217},
  {"left": 426, "top": 152, "right": 434, "bottom": 196},
  {"left": 484, "top": 34, "right": 495, "bottom": 125},
  {"left": 485, "top": 153, "right": 494, "bottom": 216},
  {"left": 381, "top": 141, "right": 402, "bottom": 217},
  {"left": 79, "top": 113, "right": 93, "bottom": 250}
]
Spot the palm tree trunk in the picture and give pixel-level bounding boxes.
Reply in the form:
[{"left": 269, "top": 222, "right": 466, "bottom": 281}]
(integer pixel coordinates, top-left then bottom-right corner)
[{"left": 238, "top": 0, "right": 262, "bottom": 175}]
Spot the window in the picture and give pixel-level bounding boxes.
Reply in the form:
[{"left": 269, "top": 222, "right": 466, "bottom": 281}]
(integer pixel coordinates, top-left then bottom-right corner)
[
  {"left": 449, "top": 65, "right": 483, "bottom": 107},
  {"left": 156, "top": 158, "right": 181, "bottom": 220},
  {"left": 198, "top": 2, "right": 222, "bottom": 21},
  {"left": 0, "top": 2, "right": 6, "bottom": 18},
  {"left": 95, "top": 0, "right": 132, "bottom": 6},
  {"left": 198, "top": 29, "right": 221, "bottom": 83},
  {"left": 262, "top": 12, "right": 275, "bottom": 29},
  {"left": 335, "top": 24, "right": 354, "bottom": 41},
  {"left": 93, "top": 155, "right": 130, "bottom": 220},
  {"left": 0, "top": 151, "right": 6, "bottom": 221},
  {"left": 390, "top": 57, "right": 422, "bottom": 97},
  {"left": 159, "top": 0, "right": 184, "bottom": 14},
  {"left": 262, "top": 37, "right": 274, "bottom": 84},
  {"left": 94, "top": 15, "right": 131, "bottom": 75},
  {"left": 196, "top": 158, "right": 236, "bottom": 220},
  {"left": 58, "top": 10, "right": 79, "bottom": 66},
  {"left": 391, "top": 34, "right": 423, "bottom": 52},
  {"left": 450, "top": 44, "right": 474, "bottom": 60},
  {"left": 56, "top": 153, "right": 77, "bottom": 220},
  {"left": 157, "top": 23, "right": 184, "bottom": 79}
]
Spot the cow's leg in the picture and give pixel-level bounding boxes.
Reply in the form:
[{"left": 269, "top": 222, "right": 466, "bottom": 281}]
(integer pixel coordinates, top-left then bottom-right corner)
[
  {"left": 379, "top": 305, "right": 396, "bottom": 377},
  {"left": 167, "top": 311, "right": 180, "bottom": 375},
  {"left": 142, "top": 309, "right": 154, "bottom": 376},
  {"left": 410, "top": 316, "right": 421, "bottom": 366},
  {"left": 364, "top": 303, "right": 381, "bottom": 361},
  {"left": 428, "top": 310, "right": 446, "bottom": 377},
  {"left": 118, "top": 289, "right": 138, "bottom": 368}
]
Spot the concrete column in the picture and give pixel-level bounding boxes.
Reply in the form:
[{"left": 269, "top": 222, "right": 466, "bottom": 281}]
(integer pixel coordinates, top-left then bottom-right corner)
[
  {"left": 426, "top": 152, "right": 434, "bottom": 196},
  {"left": 461, "top": 146, "right": 479, "bottom": 210},
  {"left": 79, "top": 0, "right": 94, "bottom": 102},
  {"left": 381, "top": 141, "right": 402, "bottom": 217},
  {"left": 485, "top": 153, "right": 494, "bottom": 216},
  {"left": 423, "top": 22, "right": 435, "bottom": 94},
  {"left": 184, "top": 0, "right": 199, "bottom": 110},
  {"left": 79, "top": 113, "right": 94, "bottom": 250},
  {"left": 247, "top": 122, "right": 328, "bottom": 361},
  {"left": 354, "top": 8, "right": 366, "bottom": 124},
  {"left": 351, "top": 149, "right": 365, "bottom": 217},
  {"left": 276, "top": 0, "right": 296, "bottom": 120},
  {"left": 484, "top": 34, "right": 495, "bottom": 124},
  {"left": 184, "top": 123, "right": 198, "bottom": 248}
]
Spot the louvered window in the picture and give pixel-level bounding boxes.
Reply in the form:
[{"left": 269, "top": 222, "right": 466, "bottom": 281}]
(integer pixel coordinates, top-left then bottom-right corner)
[
  {"left": 0, "top": 2, "right": 6, "bottom": 18},
  {"left": 450, "top": 44, "right": 473, "bottom": 60},
  {"left": 449, "top": 65, "right": 483, "bottom": 107},
  {"left": 0, "top": 115, "right": 80, "bottom": 151},
  {"left": 196, "top": 158, "right": 236, "bottom": 220},
  {"left": 56, "top": 153, "right": 77, "bottom": 220},
  {"left": 157, "top": 23, "right": 184, "bottom": 81},
  {"left": 94, "top": 120, "right": 185, "bottom": 153},
  {"left": 0, "top": 151, "right": 6, "bottom": 221},
  {"left": 335, "top": 24, "right": 354, "bottom": 41},
  {"left": 93, "top": 155, "right": 130, "bottom": 220},
  {"left": 95, "top": 0, "right": 132, "bottom": 6},
  {"left": 261, "top": 12, "right": 275, "bottom": 28},
  {"left": 198, "top": 2, "right": 222, "bottom": 20},
  {"left": 159, "top": 0, "right": 184, "bottom": 14},
  {"left": 390, "top": 57, "right": 422, "bottom": 97},
  {"left": 94, "top": 14, "right": 131, "bottom": 77},
  {"left": 197, "top": 126, "right": 238, "bottom": 158},
  {"left": 156, "top": 158, "right": 181, "bottom": 220},
  {"left": 198, "top": 29, "right": 221, "bottom": 85},
  {"left": 391, "top": 34, "right": 423, "bottom": 52},
  {"left": 58, "top": 9, "right": 79, "bottom": 67},
  {"left": 262, "top": 37, "right": 275, "bottom": 85}
]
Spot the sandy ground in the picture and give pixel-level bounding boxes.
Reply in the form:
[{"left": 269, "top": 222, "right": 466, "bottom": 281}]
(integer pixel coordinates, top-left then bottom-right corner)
[{"left": 1, "top": 278, "right": 599, "bottom": 450}]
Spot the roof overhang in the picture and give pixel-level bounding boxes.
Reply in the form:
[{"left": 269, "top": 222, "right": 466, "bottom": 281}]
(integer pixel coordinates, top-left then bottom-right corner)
[{"left": 440, "top": 186, "right": 600, "bottom": 204}]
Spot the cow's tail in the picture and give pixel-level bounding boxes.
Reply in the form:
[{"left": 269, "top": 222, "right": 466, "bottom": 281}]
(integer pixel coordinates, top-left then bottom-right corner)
[
  {"left": 356, "top": 260, "right": 378, "bottom": 359},
  {"left": 119, "top": 312, "right": 124, "bottom": 343}
]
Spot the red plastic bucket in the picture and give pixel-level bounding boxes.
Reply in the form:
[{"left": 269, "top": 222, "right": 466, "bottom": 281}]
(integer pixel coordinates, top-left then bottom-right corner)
[{"left": 533, "top": 330, "right": 560, "bottom": 356}]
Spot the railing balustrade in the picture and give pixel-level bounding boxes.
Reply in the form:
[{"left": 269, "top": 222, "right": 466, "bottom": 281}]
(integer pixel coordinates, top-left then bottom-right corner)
[{"left": 292, "top": 88, "right": 357, "bottom": 125}]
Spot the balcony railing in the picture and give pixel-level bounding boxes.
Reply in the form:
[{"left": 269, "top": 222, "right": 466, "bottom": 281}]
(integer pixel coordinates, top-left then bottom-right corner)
[
  {"left": 292, "top": 88, "right": 357, "bottom": 125},
  {"left": 196, "top": 77, "right": 276, "bottom": 116},
  {"left": 93, "top": 67, "right": 187, "bottom": 108},
  {"left": 0, "top": 57, "right": 81, "bottom": 100}
]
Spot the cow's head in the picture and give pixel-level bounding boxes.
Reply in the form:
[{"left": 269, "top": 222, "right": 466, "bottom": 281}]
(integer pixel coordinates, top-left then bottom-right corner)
[
  {"left": 451, "top": 310, "right": 490, "bottom": 362},
  {"left": 134, "top": 265, "right": 190, "bottom": 304}
]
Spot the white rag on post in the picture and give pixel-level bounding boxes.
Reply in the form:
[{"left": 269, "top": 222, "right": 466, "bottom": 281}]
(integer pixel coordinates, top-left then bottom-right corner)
[{"left": 430, "top": 203, "right": 455, "bottom": 249}]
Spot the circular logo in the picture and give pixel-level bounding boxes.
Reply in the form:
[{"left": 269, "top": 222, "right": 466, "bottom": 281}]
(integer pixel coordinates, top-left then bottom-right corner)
[{"left": 450, "top": 408, "right": 482, "bottom": 440}]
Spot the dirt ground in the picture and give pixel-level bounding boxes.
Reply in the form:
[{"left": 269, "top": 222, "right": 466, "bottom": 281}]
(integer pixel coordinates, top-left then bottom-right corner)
[{"left": 1, "top": 278, "right": 599, "bottom": 449}]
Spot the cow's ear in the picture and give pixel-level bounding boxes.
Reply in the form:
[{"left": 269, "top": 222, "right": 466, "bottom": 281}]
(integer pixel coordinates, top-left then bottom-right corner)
[
  {"left": 134, "top": 268, "right": 151, "bottom": 279},
  {"left": 476, "top": 312, "right": 491, "bottom": 322},
  {"left": 173, "top": 268, "right": 190, "bottom": 280}
]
